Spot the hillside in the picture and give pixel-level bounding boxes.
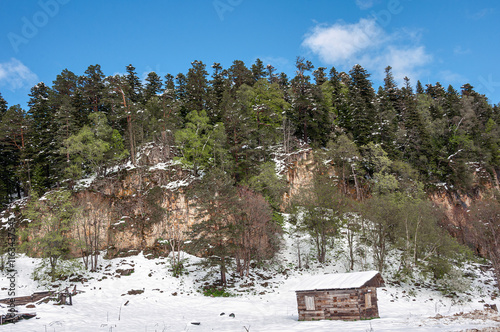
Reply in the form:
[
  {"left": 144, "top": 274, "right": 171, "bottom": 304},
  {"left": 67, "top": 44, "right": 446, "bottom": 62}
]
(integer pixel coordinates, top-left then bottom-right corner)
[
  {"left": 1, "top": 58, "right": 500, "bottom": 330},
  {"left": 1, "top": 225, "right": 500, "bottom": 332}
]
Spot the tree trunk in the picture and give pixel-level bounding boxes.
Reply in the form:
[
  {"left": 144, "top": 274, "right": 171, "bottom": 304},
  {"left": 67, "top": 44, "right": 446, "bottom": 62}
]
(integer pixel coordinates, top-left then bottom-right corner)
[
  {"left": 351, "top": 164, "right": 361, "bottom": 201},
  {"left": 220, "top": 256, "right": 227, "bottom": 286}
]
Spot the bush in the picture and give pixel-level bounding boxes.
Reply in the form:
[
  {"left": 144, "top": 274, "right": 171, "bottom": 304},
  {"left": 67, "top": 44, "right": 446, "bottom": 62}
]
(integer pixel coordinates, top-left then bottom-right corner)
[
  {"left": 170, "top": 258, "right": 188, "bottom": 277},
  {"left": 436, "top": 267, "right": 471, "bottom": 296},
  {"left": 32, "top": 258, "right": 85, "bottom": 287},
  {"left": 202, "top": 287, "right": 232, "bottom": 297}
]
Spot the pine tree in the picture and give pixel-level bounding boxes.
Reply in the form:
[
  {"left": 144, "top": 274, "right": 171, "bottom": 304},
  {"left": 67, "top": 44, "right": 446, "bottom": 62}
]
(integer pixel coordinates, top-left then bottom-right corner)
[
  {"left": 348, "top": 64, "right": 376, "bottom": 146},
  {"left": 27, "top": 82, "right": 57, "bottom": 194},
  {"left": 0, "top": 105, "right": 32, "bottom": 195},
  {"left": 106, "top": 75, "right": 137, "bottom": 165},
  {"left": 125, "top": 64, "right": 143, "bottom": 104},
  {"left": 266, "top": 64, "right": 277, "bottom": 84},
  {"left": 290, "top": 56, "right": 314, "bottom": 143},
  {"left": 415, "top": 80, "right": 424, "bottom": 95},
  {"left": 80, "top": 64, "right": 106, "bottom": 115},
  {"left": 227, "top": 60, "right": 253, "bottom": 92},
  {"left": 51, "top": 69, "right": 81, "bottom": 177},
  {"left": 144, "top": 71, "right": 163, "bottom": 102},
  {"left": 175, "top": 73, "right": 188, "bottom": 119},
  {"left": 0, "top": 92, "right": 7, "bottom": 115},
  {"left": 188, "top": 168, "right": 239, "bottom": 286},
  {"left": 238, "top": 78, "right": 289, "bottom": 164},
  {"left": 21, "top": 190, "right": 76, "bottom": 280},
  {"left": 207, "top": 62, "right": 227, "bottom": 123},
  {"left": 251, "top": 58, "right": 266, "bottom": 83},
  {"left": 174, "top": 110, "right": 227, "bottom": 175},
  {"left": 185, "top": 60, "right": 208, "bottom": 113},
  {"left": 313, "top": 67, "right": 327, "bottom": 86},
  {"left": 376, "top": 66, "right": 399, "bottom": 157},
  {"left": 0, "top": 93, "right": 16, "bottom": 206},
  {"left": 62, "top": 112, "right": 127, "bottom": 180}
]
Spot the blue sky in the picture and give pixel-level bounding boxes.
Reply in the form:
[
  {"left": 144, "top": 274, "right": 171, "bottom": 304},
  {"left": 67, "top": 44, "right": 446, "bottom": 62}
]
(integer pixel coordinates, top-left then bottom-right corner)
[{"left": 1, "top": 0, "right": 499, "bottom": 109}]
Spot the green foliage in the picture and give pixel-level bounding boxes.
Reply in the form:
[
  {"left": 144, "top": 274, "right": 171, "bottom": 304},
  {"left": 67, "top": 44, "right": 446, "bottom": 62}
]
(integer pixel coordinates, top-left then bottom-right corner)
[
  {"left": 62, "top": 112, "right": 128, "bottom": 179},
  {"left": 247, "top": 161, "right": 287, "bottom": 211},
  {"left": 32, "top": 258, "right": 84, "bottom": 287},
  {"left": 21, "top": 189, "right": 77, "bottom": 280},
  {"left": 175, "top": 110, "right": 228, "bottom": 175},
  {"left": 170, "top": 258, "right": 188, "bottom": 277},
  {"left": 289, "top": 160, "right": 352, "bottom": 263},
  {"left": 202, "top": 287, "right": 232, "bottom": 297},
  {"left": 187, "top": 167, "right": 238, "bottom": 285}
]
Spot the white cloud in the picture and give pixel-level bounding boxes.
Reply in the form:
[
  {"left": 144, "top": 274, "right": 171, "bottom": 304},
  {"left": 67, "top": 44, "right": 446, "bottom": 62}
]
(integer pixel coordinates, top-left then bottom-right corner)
[
  {"left": 380, "top": 46, "right": 432, "bottom": 83},
  {"left": 302, "top": 18, "right": 433, "bottom": 84},
  {"left": 302, "top": 18, "right": 385, "bottom": 64},
  {"left": 438, "top": 70, "right": 468, "bottom": 85},
  {"left": 355, "top": 0, "right": 375, "bottom": 10},
  {"left": 0, "top": 58, "right": 38, "bottom": 91}
]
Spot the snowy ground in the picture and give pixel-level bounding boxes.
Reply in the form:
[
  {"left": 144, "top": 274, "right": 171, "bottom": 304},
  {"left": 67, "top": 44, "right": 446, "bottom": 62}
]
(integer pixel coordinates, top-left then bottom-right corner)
[
  {"left": 1, "top": 252, "right": 500, "bottom": 332},
  {"left": 2, "top": 223, "right": 500, "bottom": 332}
]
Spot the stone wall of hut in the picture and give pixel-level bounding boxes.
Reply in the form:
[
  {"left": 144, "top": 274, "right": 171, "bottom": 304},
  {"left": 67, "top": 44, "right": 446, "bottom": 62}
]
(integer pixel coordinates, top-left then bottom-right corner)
[{"left": 296, "top": 286, "right": 379, "bottom": 321}]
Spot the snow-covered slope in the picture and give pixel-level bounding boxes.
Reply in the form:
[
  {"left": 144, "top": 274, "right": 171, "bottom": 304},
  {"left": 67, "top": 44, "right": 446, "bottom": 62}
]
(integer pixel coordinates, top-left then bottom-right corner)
[{"left": 2, "top": 227, "right": 500, "bottom": 332}]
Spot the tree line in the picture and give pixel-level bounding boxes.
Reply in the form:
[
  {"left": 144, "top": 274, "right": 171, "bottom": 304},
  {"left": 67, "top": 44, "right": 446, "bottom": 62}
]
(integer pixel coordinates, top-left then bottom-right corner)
[
  {"left": 1, "top": 57, "right": 500, "bottom": 288},
  {"left": 1, "top": 58, "right": 499, "bottom": 205}
]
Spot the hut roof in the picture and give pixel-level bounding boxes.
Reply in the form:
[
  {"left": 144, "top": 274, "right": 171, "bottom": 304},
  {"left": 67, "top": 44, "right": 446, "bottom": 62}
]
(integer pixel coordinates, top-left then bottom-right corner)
[{"left": 295, "top": 271, "right": 384, "bottom": 292}]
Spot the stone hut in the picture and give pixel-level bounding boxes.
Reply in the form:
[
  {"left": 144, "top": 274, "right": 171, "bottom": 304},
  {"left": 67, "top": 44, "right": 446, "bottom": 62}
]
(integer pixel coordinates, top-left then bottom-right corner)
[{"left": 295, "top": 271, "right": 385, "bottom": 321}]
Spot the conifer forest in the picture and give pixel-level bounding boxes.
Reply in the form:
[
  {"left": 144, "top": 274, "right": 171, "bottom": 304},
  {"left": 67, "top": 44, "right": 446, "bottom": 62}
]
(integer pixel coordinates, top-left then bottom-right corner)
[{"left": 1, "top": 57, "right": 500, "bottom": 287}]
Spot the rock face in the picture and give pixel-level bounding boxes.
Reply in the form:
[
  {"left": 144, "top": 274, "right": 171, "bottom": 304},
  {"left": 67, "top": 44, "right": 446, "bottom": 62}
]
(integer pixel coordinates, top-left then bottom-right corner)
[
  {"left": 429, "top": 189, "right": 486, "bottom": 256},
  {"left": 67, "top": 146, "right": 317, "bottom": 258},
  {"left": 428, "top": 169, "right": 500, "bottom": 256},
  {"left": 282, "top": 148, "right": 315, "bottom": 206},
  {"left": 5, "top": 142, "right": 497, "bottom": 259},
  {"left": 61, "top": 142, "right": 199, "bottom": 258}
]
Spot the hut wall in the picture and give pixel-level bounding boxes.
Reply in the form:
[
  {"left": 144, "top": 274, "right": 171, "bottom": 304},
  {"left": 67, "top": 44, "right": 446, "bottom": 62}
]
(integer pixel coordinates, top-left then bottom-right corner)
[{"left": 296, "top": 286, "right": 379, "bottom": 321}]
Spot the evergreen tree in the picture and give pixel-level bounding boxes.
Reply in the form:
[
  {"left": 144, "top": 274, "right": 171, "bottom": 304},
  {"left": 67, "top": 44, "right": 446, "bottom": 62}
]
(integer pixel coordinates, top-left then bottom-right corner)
[
  {"left": 383, "top": 66, "right": 399, "bottom": 107},
  {"left": 227, "top": 60, "right": 253, "bottom": 92},
  {"left": 348, "top": 64, "right": 376, "bottom": 145},
  {"left": 125, "top": 64, "right": 143, "bottom": 104},
  {"left": 266, "top": 64, "right": 277, "bottom": 84},
  {"left": 51, "top": 69, "right": 82, "bottom": 183},
  {"left": 188, "top": 168, "right": 239, "bottom": 286},
  {"left": 240, "top": 78, "right": 289, "bottom": 154},
  {"left": 80, "top": 64, "right": 106, "bottom": 115},
  {"left": 0, "top": 105, "right": 32, "bottom": 196},
  {"left": 175, "top": 73, "right": 188, "bottom": 119},
  {"left": 290, "top": 56, "right": 314, "bottom": 143},
  {"left": 313, "top": 67, "right": 327, "bottom": 86},
  {"left": 144, "top": 71, "right": 163, "bottom": 102},
  {"left": 27, "top": 82, "right": 57, "bottom": 194},
  {"left": 0, "top": 93, "right": 17, "bottom": 206},
  {"left": 0, "top": 92, "right": 7, "bottom": 115},
  {"left": 207, "top": 62, "right": 227, "bottom": 123},
  {"left": 251, "top": 58, "right": 267, "bottom": 83},
  {"left": 415, "top": 80, "right": 424, "bottom": 95},
  {"left": 185, "top": 60, "right": 209, "bottom": 113},
  {"left": 375, "top": 67, "right": 399, "bottom": 157},
  {"left": 21, "top": 190, "right": 77, "bottom": 280}
]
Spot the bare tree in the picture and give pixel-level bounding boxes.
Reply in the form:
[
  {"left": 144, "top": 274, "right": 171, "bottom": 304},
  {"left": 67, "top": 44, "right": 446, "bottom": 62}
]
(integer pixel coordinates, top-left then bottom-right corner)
[
  {"left": 163, "top": 202, "right": 190, "bottom": 277},
  {"left": 234, "top": 187, "right": 278, "bottom": 276},
  {"left": 468, "top": 194, "right": 500, "bottom": 290},
  {"left": 76, "top": 194, "right": 107, "bottom": 271}
]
